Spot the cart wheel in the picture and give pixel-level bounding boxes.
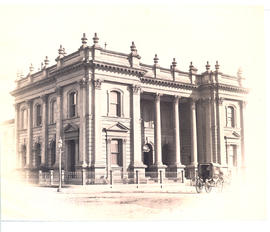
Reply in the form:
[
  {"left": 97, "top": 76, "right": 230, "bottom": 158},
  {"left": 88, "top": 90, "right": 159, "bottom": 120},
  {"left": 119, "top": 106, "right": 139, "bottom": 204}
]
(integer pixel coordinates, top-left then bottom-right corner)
[
  {"left": 195, "top": 178, "right": 203, "bottom": 193},
  {"left": 216, "top": 179, "right": 223, "bottom": 192},
  {"left": 205, "top": 180, "right": 212, "bottom": 193}
]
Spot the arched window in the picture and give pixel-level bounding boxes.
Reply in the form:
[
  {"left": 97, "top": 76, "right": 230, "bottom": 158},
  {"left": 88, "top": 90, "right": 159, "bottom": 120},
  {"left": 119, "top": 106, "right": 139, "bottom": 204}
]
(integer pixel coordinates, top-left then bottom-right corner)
[
  {"left": 110, "top": 91, "right": 120, "bottom": 117},
  {"left": 36, "top": 104, "right": 42, "bottom": 126},
  {"left": 51, "top": 99, "right": 57, "bottom": 124},
  {"left": 50, "top": 140, "right": 56, "bottom": 166},
  {"left": 21, "top": 108, "right": 27, "bottom": 129},
  {"left": 226, "top": 106, "right": 235, "bottom": 128},
  {"left": 69, "top": 92, "right": 77, "bottom": 118}
]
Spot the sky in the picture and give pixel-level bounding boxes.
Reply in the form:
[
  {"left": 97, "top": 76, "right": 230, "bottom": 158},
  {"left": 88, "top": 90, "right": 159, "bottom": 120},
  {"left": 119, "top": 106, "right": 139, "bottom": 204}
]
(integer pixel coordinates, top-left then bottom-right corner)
[
  {"left": 0, "top": 0, "right": 269, "bottom": 227},
  {"left": 0, "top": 2, "right": 267, "bottom": 122}
]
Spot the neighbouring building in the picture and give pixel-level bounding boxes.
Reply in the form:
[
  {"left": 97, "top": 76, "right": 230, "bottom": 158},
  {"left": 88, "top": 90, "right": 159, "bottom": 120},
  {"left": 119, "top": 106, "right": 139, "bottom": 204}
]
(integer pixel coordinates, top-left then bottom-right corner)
[{"left": 10, "top": 33, "right": 248, "bottom": 183}]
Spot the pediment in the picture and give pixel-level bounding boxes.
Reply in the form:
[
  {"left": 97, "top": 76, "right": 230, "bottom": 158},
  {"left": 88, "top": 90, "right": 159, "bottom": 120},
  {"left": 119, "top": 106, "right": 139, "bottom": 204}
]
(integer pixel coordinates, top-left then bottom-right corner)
[
  {"left": 64, "top": 123, "right": 79, "bottom": 133},
  {"left": 105, "top": 122, "right": 129, "bottom": 133}
]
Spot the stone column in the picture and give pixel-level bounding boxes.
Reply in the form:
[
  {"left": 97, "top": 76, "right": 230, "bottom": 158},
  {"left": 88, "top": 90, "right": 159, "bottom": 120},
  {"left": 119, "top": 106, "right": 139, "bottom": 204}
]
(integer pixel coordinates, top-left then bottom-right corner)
[
  {"left": 172, "top": 96, "right": 185, "bottom": 177},
  {"left": 204, "top": 98, "right": 213, "bottom": 163},
  {"left": 54, "top": 87, "right": 63, "bottom": 168},
  {"left": 190, "top": 99, "right": 198, "bottom": 166},
  {"left": 26, "top": 100, "right": 33, "bottom": 168},
  {"left": 93, "top": 79, "right": 106, "bottom": 177},
  {"left": 41, "top": 94, "right": 48, "bottom": 169},
  {"left": 131, "top": 85, "right": 146, "bottom": 174},
  {"left": 152, "top": 93, "right": 166, "bottom": 177},
  {"left": 186, "top": 98, "right": 198, "bottom": 178},
  {"left": 79, "top": 78, "right": 88, "bottom": 168},
  {"left": 14, "top": 103, "right": 20, "bottom": 168}
]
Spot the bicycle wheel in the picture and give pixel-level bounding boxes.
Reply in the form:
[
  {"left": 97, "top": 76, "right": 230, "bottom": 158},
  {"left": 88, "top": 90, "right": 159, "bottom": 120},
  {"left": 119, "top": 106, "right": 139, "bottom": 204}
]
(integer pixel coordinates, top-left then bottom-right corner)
[
  {"left": 216, "top": 179, "right": 223, "bottom": 192},
  {"left": 195, "top": 178, "right": 203, "bottom": 193},
  {"left": 205, "top": 180, "right": 212, "bottom": 193}
]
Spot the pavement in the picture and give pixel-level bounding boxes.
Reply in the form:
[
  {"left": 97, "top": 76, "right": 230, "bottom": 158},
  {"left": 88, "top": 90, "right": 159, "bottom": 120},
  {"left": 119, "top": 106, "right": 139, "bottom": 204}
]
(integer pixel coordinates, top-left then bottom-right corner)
[{"left": 1, "top": 176, "right": 267, "bottom": 221}]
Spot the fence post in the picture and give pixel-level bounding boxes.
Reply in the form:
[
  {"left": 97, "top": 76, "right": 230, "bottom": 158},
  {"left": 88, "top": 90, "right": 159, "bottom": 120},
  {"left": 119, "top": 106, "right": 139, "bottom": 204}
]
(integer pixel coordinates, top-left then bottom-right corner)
[
  {"left": 181, "top": 170, "right": 184, "bottom": 183},
  {"left": 160, "top": 170, "right": 163, "bottom": 189},
  {"left": 61, "top": 170, "right": 65, "bottom": 185},
  {"left": 136, "top": 170, "right": 139, "bottom": 189},
  {"left": 110, "top": 170, "right": 113, "bottom": 188},
  {"left": 82, "top": 168, "right": 87, "bottom": 185},
  {"left": 39, "top": 170, "right": 42, "bottom": 185},
  {"left": 50, "top": 170, "right": 54, "bottom": 185}
]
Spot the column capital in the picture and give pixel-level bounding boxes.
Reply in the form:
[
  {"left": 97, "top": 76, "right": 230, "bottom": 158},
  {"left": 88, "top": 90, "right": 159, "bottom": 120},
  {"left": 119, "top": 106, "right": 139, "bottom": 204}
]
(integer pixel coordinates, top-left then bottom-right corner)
[
  {"left": 217, "top": 97, "right": 224, "bottom": 105},
  {"left": 26, "top": 99, "right": 33, "bottom": 106},
  {"left": 14, "top": 103, "right": 20, "bottom": 111},
  {"left": 79, "top": 77, "right": 88, "bottom": 88},
  {"left": 55, "top": 86, "right": 62, "bottom": 96},
  {"left": 241, "top": 100, "right": 247, "bottom": 108},
  {"left": 173, "top": 95, "right": 181, "bottom": 103},
  {"left": 93, "top": 79, "right": 103, "bottom": 89},
  {"left": 130, "top": 84, "right": 141, "bottom": 94},
  {"left": 154, "top": 93, "right": 163, "bottom": 101},
  {"left": 40, "top": 94, "right": 48, "bottom": 102}
]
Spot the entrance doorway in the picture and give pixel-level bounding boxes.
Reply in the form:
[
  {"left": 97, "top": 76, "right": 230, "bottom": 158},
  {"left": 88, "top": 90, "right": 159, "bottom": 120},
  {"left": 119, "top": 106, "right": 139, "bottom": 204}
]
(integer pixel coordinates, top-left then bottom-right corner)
[
  {"left": 143, "top": 143, "right": 153, "bottom": 172},
  {"left": 67, "top": 140, "right": 76, "bottom": 171}
]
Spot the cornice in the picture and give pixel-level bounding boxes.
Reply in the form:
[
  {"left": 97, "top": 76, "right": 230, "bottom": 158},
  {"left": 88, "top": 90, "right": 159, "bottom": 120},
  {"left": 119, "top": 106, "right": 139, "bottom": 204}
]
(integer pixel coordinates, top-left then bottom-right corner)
[
  {"left": 198, "top": 83, "right": 249, "bottom": 94},
  {"left": 140, "top": 76, "right": 197, "bottom": 90},
  {"left": 92, "top": 60, "right": 146, "bottom": 77},
  {"left": 50, "top": 61, "right": 83, "bottom": 77},
  {"left": 11, "top": 76, "right": 56, "bottom": 97}
]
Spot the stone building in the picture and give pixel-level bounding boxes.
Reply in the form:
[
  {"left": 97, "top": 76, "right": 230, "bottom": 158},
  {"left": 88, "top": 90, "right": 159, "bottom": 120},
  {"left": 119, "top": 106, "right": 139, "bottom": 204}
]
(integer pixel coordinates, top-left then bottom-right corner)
[{"left": 10, "top": 33, "right": 248, "bottom": 182}]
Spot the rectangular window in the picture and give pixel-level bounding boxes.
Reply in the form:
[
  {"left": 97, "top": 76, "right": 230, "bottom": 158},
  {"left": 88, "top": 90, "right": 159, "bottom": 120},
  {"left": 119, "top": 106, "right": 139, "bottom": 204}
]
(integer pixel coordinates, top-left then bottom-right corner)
[
  {"left": 111, "top": 139, "right": 122, "bottom": 166},
  {"left": 110, "top": 91, "right": 120, "bottom": 117}
]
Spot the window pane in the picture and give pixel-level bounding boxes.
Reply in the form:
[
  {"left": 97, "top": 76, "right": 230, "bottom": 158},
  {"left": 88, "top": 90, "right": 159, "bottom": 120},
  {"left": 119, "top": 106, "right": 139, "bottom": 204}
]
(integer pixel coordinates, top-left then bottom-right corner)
[
  {"left": 52, "top": 100, "right": 57, "bottom": 123},
  {"left": 111, "top": 140, "right": 119, "bottom": 153},
  {"left": 111, "top": 153, "right": 118, "bottom": 165},
  {"left": 110, "top": 104, "right": 117, "bottom": 116},
  {"left": 110, "top": 91, "right": 118, "bottom": 104}
]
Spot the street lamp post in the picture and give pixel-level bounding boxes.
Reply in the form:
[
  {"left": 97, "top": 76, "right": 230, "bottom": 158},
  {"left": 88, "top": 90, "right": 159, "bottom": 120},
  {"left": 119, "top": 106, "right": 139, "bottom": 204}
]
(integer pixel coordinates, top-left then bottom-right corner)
[{"left": 57, "top": 137, "right": 63, "bottom": 192}]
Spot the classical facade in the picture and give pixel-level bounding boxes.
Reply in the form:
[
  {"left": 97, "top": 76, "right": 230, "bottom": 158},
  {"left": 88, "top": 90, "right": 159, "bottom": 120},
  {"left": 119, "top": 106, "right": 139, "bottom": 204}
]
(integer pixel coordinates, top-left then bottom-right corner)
[{"left": 11, "top": 33, "right": 248, "bottom": 181}]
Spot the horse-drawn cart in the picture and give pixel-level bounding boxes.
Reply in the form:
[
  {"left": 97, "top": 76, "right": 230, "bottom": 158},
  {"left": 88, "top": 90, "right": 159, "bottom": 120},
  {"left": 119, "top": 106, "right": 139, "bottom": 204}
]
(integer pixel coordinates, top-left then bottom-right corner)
[{"left": 195, "top": 163, "right": 224, "bottom": 193}]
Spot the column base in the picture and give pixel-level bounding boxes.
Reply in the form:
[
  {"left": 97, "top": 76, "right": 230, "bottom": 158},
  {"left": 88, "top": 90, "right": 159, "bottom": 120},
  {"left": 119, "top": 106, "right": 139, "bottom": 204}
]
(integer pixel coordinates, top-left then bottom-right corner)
[
  {"left": 169, "top": 163, "right": 186, "bottom": 182},
  {"left": 185, "top": 164, "right": 198, "bottom": 179},
  {"left": 150, "top": 163, "right": 167, "bottom": 179},
  {"left": 130, "top": 162, "right": 147, "bottom": 182}
]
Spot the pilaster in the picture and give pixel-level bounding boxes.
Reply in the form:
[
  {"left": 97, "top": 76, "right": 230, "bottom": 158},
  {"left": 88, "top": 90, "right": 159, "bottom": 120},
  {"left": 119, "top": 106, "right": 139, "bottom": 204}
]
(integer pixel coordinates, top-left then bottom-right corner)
[
  {"left": 130, "top": 84, "right": 146, "bottom": 172},
  {"left": 26, "top": 100, "right": 33, "bottom": 168},
  {"left": 79, "top": 78, "right": 88, "bottom": 167},
  {"left": 40, "top": 94, "right": 48, "bottom": 169},
  {"left": 92, "top": 79, "right": 106, "bottom": 172},
  {"left": 53, "top": 87, "right": 63, "bottom": 169}
]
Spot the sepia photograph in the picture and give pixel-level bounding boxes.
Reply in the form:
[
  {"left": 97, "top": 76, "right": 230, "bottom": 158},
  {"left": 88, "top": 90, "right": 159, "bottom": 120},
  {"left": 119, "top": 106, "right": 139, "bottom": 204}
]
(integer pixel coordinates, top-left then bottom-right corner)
[{"left": 0, "top": 0, "right": 268, "bottom": 231}]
